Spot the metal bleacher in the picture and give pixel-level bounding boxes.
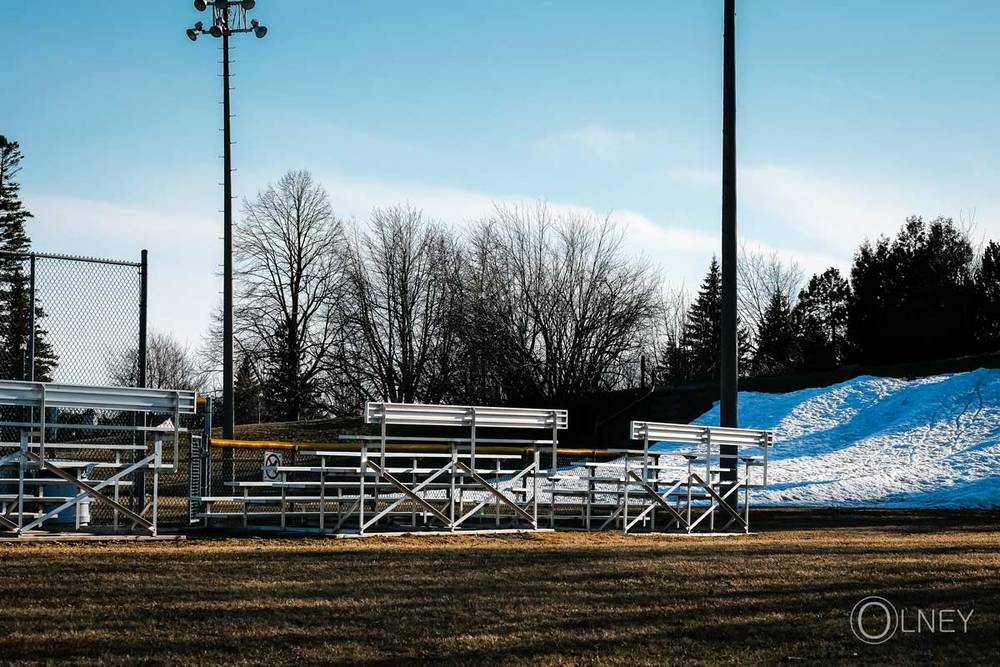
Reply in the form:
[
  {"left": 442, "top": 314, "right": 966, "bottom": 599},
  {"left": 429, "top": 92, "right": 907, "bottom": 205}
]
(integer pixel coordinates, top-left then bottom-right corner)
[
  {"left": 563, "top": 421, "right": 774, "bottom": 534},
  {"left": 189, "top": 401, "right": 774, "bottom": 536},
  {"left": 0, "top": 380, "right": 197, "bottom": 537},
  {"left": 191, "top": 402, "right": 568, "bottom": 535}
]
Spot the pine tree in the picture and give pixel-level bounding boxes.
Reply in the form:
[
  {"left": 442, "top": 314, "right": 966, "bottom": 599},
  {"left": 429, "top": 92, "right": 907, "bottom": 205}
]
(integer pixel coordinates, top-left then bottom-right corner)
[
  {"left": 656, "top": 333, "right": 692, "bottom": 385},
  {"left": 258, "top": 319, "right": 311, "bottom": 422},
  {"left": 975, "top": 240, "right": 1000, "bottom": 351},
  {"left": 680, "top": 257, "right": 751, "bottom": 380},
  {"left": 683, "top": 257, "right": 722, "bottom": 379},
  {"left": 233, "top": 354, "right": 263, "bottom": 424},
  {"left": 654, "top": 316, "right": 689, "bottom": 385},
  {"left": 849, "top": 217, "right": 976, "bottom": 364},
  {"left": 794, "top": 267, "right": 851, "bottom": 370},
  {"left": 753, "top": 291, "right": 800, "bottom": 375},
  {"left": 0, "top": 137, "right": 56, "bottom": 381}
]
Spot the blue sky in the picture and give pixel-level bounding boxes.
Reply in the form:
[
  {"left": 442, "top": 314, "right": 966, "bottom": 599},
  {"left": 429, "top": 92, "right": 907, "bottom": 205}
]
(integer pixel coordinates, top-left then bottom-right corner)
[{"left": 4, "top": 1, "right": 1000, "bottom": 345}]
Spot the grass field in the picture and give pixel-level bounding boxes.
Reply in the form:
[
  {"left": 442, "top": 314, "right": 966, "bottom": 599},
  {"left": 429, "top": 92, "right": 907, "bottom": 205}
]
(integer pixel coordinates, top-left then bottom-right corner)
[{"left": 0, "top": 510, "right": 997, "bottom": 665}]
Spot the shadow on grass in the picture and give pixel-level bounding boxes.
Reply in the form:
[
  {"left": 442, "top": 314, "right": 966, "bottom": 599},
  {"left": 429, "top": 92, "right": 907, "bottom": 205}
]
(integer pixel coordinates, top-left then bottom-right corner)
[{"left": 1, "top": 509, "right": 998, "bottom": 665}]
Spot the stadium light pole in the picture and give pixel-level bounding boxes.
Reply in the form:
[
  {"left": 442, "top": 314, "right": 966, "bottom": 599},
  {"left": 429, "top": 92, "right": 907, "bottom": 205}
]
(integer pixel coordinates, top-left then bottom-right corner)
[
  {"left": 720, "top": 0, "right": 739, "bottom": 493},
  {"left": 187, "top": 0, "right": 268, "bottom": 440}
]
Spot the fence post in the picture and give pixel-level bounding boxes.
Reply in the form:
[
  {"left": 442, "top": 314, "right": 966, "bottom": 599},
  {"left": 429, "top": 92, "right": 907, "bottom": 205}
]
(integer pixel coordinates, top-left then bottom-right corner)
[
  {"left": 28, "top": 253, "right": 35, "bottom": 381},
  {"left": 132, "top": 249, "right": 149, "bottom": 515},
  {"left": 139, "top": 249, "right": 148, "bottom": 388}
]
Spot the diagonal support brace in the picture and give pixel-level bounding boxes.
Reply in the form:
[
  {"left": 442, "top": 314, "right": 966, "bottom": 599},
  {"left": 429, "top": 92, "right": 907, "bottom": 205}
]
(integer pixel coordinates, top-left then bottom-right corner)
[
  {"left": 366, "top": 460, "right": 452, "bottom": 526},
  {"left": 454, "top": 461, "right": 535, "bottom": 525},
  {"left": 361, "top": 463, "right": 451, "bottom": 530},
  {"left": 624, "top": 471, "right": 689, "bottom": 532},
  {"left": 21, "top": 451, "right": 155, "bottom": 533},
  {"left": 687, "top": 473, "right": 746, "bottom": 531}
]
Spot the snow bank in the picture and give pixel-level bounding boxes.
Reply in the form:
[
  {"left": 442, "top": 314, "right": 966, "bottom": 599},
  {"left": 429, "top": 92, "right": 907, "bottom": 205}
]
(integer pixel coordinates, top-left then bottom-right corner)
[{"left": 681, "top": 368, "right": 1000, "bottom": 508}]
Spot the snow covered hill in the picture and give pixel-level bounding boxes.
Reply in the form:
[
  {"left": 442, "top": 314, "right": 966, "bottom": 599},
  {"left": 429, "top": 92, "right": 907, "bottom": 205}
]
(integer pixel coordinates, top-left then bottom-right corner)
[{"left": 680, "top": 368, "right": 1000, "bottom": 508}]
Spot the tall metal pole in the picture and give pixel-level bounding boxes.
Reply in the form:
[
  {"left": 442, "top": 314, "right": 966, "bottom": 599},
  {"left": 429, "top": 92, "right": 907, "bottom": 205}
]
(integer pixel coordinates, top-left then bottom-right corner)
[
  {"left": 720, "top": 0, "right": 739, "bottom": 486},
  {"left": 221, "top": 23, "right": 235, "bottom": 440},
  {"left": 188, "top": 0, "right": 268, "bottom": 448}
]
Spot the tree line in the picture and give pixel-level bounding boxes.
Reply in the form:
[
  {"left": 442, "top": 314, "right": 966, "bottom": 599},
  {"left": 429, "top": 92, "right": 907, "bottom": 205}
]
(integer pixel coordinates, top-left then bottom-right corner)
[
  {"left": 205, "top": 170, "right": 662, "bottom": 423},
  {"left": 657, "top": 216, "right": 1000, "bottom": 384},
  {"left": 5, "top": 146, "right": 1000, "bottom": 421},
  {"left": 213, "top": 170, "right": 1000, "bottom": 423}
]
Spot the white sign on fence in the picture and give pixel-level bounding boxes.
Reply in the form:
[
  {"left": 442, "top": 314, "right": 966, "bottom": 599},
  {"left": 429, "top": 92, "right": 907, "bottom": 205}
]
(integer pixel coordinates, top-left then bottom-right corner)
[{"left": 262, "top": 451, "right": 283, "bottom": 482}]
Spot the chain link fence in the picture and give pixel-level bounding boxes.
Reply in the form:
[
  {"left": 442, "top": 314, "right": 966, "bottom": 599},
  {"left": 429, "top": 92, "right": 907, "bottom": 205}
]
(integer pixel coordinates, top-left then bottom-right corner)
[
  {"left": 0, "top": 250, "right": 176, "bottom": 528},
  {"left": 0, "top": 250, "right": 147, "bottom": 385}
]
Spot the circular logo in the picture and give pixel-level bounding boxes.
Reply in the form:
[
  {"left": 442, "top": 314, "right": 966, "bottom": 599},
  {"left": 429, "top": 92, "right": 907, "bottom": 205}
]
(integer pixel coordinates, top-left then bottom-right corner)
[{"left": 851, "top": 596, "right": 898, "bottom": 644}]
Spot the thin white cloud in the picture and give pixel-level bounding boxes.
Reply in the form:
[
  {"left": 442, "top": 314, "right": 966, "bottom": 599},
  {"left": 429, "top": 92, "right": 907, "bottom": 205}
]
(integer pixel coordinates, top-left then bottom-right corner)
[
  {"left": 29, "top": 195, "right": 213, "bottom": 245},
  {"left": 315, "top": 169, "right": 719, "bottom": 272},
  {"left": 738, "top": 238, "right": 845, "bottom": 283},
  {"left": 668, "top": 164, "right": 1000, "bottom": 258},
  {"left": 740, "top": 165, "right": 913, "bottom": 253},
  {"left": 539, "top": 124, "right": 643, "bottom": 162},
  {"left": 316, "top": 171, "right": 499, "bottom": 226}
]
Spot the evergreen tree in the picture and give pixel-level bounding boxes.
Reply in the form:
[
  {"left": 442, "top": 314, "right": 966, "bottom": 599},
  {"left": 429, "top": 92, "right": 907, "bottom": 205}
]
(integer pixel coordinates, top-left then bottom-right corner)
[
  {"left": 681, "top": 257, "right": 750, "bottom": 380},
  {"left": 847, "top": 235, "right": 893, "bottom": 364},
  {"left": 0, "top": 136, "right": 56, "bottom": 381},
  {"left": 794, "top": 267, "right": 852, "bottom": 370},
  {"left": 656, "top": 329, "right": 693, "bottom": 385},
  {"left": 233, "top": 354, "right": 263, "bottom": 424},
  {"left": 849, "top": 216, "right": 976, "bottom": 364},
  {"left": 255, "top": 319, "right": 325, "bottom": 421},
  {"left": 683, "top": 257, "right": 722, "bottom": 379},
  {"left": 975, "top": 240, "right": 1000, "bottom": 351},
  {"left": 753, "top": 291, "right": 800, "bottom": 375}
]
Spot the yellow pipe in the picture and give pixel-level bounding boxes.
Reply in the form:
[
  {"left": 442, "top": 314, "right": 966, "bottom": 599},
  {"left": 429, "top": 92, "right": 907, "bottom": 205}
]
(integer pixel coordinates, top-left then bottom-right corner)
[{"left": 209, "top": 437, "right": 619, "bottom": 458}]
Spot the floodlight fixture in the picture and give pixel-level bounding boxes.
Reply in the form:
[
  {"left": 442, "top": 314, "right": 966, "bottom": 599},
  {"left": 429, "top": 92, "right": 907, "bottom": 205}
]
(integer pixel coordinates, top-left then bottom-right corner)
[{"left": 187, "top": 1, "right": 268, "bottom": 43}]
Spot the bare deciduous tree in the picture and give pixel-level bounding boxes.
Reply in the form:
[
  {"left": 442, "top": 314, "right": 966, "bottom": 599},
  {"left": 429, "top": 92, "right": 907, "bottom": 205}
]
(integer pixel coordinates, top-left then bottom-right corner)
[
  {"left": 738, "top": 243, "right": 804, "bottom": 347},
  {"left": 651, "top": 283, "right": 690, "bottom": 385},
  {"left": 235, "top": 169, "right": 346, "bottom": 420},
  {"left": 208, "top": 171, "right": 672, "bottom": 415},
  {"left": 460, "top": 204, "right": 662, "bottom": 401},
  {"left": 340, "top": 205, "right": 459, "bottom": 404},
  {"left": 107, "top": 330, "right": 200, "bottom": 390}
]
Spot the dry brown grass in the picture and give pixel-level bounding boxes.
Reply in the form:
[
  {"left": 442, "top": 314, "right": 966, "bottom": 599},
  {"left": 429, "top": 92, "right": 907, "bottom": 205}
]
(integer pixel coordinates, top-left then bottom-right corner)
[
  {"left": 227, "top": 417, "right": 369, "bottom": 444},
  {"left": 0, "top": 510, "right": 998, "bottom": 666}
]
